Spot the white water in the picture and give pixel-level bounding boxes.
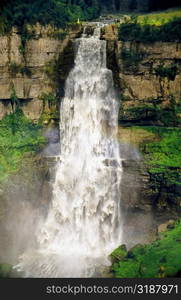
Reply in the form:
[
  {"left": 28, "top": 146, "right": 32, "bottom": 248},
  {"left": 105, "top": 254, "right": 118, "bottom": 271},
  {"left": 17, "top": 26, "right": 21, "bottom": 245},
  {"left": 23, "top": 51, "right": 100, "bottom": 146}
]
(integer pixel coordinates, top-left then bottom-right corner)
[{"left": 16, "top": 26, "right": 123, "bottom": 277}]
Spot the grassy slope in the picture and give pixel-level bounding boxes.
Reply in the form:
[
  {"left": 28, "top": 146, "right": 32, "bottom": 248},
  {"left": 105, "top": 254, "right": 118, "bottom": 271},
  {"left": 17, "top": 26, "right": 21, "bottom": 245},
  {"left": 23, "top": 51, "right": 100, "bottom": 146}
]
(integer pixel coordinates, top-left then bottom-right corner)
[
  {"left": 137, "top": 8, "right": 181, "bottom": 26},
  {"left": 0, "top": 109, "right": 46, "bottom": 182},
  {"left": 111, "top": 219, "right": 181, "bottom": 278},
  {"left": 115, "top": 126, "right": 181, "bottom": 277},
  {"left": 118, "top": 126, "right": 181, "bottom": 186}
]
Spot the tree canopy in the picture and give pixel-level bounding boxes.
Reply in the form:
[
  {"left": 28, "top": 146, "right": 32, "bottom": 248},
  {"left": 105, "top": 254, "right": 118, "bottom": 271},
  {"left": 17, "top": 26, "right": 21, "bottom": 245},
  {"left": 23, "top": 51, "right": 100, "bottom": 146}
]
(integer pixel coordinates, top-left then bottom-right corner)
[{"left": 0, "top": 0, "right": 180, "bottom": 31}]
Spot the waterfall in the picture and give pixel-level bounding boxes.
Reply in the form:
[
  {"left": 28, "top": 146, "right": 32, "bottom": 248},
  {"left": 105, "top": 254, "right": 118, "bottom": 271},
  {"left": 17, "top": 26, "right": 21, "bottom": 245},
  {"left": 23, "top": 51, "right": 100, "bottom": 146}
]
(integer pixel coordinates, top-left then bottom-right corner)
[{"left": 16, "top": 26, "right": 123, "bottom": 278}]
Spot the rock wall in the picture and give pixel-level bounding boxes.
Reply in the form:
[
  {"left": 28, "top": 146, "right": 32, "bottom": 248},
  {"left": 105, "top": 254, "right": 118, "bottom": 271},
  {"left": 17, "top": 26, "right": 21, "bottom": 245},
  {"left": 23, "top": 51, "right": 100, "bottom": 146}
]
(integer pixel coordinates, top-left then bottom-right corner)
[
  {"left": 102, "top": 25, "right": 181, "bottom": 124},
  {"left": 0, "top": 24, "right": 82, "bottom": 121}
]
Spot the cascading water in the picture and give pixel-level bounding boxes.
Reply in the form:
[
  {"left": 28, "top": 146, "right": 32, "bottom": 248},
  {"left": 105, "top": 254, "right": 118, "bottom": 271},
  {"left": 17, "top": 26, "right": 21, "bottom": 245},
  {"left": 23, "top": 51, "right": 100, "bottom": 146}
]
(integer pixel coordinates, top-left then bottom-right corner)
[{"left": 16, "top": 25, "right": 123, "bottom": 277}]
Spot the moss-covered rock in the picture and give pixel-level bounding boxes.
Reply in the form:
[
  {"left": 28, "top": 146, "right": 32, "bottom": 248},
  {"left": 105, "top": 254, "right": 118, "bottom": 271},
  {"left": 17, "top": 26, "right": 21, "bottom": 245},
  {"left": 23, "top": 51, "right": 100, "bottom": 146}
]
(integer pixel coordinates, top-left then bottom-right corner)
[
  {"left": 110, "top": 245, "right": 127, "bottom": 263},
  {"left": 111, "top": 219, "right": 181, "bottom": 278},
  {"left": 118, "top": 125, "right": 181, "bottom": 214}
]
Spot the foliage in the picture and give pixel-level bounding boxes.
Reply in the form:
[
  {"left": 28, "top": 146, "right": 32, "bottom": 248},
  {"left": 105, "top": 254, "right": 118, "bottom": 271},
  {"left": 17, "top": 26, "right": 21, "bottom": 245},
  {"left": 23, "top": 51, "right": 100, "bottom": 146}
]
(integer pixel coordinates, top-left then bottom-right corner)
[
  {"left": 141, "top": 127, "right": 181, "bottom": 172},
  {"left": 154, "top": 64, "right": 178, "bottom": 81},
  {"left": 120, "top": 97, "right": 181, "bottom": 127},
  {"left": 137, "top": 8, "right": 181, "bottom": 26},
  {"left": 10, "top": 84, "right": 20, "bottom": 113},
  {"left": 142, "top": 127, "right": 181, "bottom": 184},
  {"left": 44, "top": 60, "right": 59, "bottom": 84},
  {"left": 40, "top": 92, "right": 57, "bottom": 105},
  {"left": 121, "top": 48, "right": 146, "bottom": 72},
  {"left": 0, "top": 109, "right": 46, "bottom": 182},
  {"left": 9, "top": 62, "right": 32, "bottom": 77},
  {"left": 0, "top": 264, "right": 12, "bottom": 278},
  {"left": 131, "top": 126, "right": 181, "bottom": 191},
  {"left": 118, "top": 17, "right": 181, "bottom": 43},
  {"left": 111, "top": 219, "right": 181, "bottom": 278},
  {"left": 0, "top": 0, "right": 101, "bottom": 34}
]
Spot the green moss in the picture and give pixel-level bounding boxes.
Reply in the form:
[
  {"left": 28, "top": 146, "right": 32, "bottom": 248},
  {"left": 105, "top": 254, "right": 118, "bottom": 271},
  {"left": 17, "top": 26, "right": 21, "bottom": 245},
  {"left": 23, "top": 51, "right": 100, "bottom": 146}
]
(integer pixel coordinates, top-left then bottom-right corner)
[
  {"left": 112, "top": 220, "right": 181, "bottom": 278},
  {"left": 129, "top": 126, "right": 181, "bottom": 186},
  {"left": 0, "top": 109, "right": 46, "bottom": 182},
  {"left": 110, "top": 245, "right": 127, "bottom": 263}
]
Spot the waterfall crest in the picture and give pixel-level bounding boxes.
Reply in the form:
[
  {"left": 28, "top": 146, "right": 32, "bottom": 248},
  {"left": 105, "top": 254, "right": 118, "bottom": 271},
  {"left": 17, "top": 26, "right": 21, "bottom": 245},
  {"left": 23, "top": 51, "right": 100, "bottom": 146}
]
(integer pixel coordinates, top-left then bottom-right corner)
[{"left": 16, "top": 26, "right": 123, "bottom": 278}]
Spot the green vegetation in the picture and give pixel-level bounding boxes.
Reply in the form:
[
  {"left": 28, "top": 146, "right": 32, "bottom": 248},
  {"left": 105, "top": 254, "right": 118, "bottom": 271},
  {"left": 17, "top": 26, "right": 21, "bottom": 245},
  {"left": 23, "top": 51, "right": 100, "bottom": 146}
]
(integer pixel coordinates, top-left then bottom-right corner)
[
  {"left": 154, "top": 64, "right": 178, "bottom": 81},
  {"left": 39, "top": 92, "right": 60, "bottom": 124},
  {"left": 44, "top": 60, "right": 60, "bottom": 87},
  {"left": 9, "top": 84, "right": 19, "bottom": 112},
  {"left": 121, "top": 48, "right": 146, "bottom": 72},
  {"left": 0, "top": 109, "right": 46, "bottom": 182},
  {"left": 111, "top": 219, "right": 181, "bottom": 278},
  {"left": 119, "top": 16, "right": 181, "bottom": 42},
  {"left": 129, "top": 126, "right": 181, "bottom": 184},
  {"left": 140, "top": 127, "right": 181, "bottom": 199},
  {"left": 118, "top": 124, "right": 180, "bottom": 210},
  {"left": 40, "top": 92, "right": 57, "bottom": 106},
  {"left": 0, "top": 264, "right": 12, "bottom": 278},
  {"left": 9, "top": 62, "right": 32, "bottom": 77},
  {"left": 122, "top": 126, "right": 181, "bottom": 211},
  {"left": 0, "top": 0, "right": 101, "bottom": 34},
  {"left": 138, "top": 126, "right": 181, "bottom": 175},
  {"left": 141, "top": 127, "right": 181, "bottom": 172},
  {"left": 137, "top": 8, "right": 181, "bottom": 26},
  {"left": 120, "top": 97, "right": 181, "bottom": 127}
]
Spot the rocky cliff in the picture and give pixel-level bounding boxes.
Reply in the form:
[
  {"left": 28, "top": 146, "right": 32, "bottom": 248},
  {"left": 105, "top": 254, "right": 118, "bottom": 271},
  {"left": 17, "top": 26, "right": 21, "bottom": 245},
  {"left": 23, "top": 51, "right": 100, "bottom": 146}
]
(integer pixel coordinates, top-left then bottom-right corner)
[
  {"left": 0, "top": 24, "right": 82, "bottom": 122},
  {"left": 102, "top": 25, "right": 181, "bottom": 228},
  {"left": 102, "top": 25, "right": 181, "bottom": 125}
]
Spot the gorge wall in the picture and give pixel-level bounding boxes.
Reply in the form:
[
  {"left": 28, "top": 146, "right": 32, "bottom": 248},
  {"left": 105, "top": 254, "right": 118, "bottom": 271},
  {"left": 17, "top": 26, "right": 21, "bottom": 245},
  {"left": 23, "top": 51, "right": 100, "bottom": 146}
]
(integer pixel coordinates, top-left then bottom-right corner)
[
  {"left": 0, "top": 24, "right": 82, "bottom": 122},
  {"left": 103, "top": 25, "right": 181, "bottom": 125},
  {"left": 102, "top": 25, "right": 181, "bottom": 226},
  {"left": 1, "top": 24, "right": 180, "bottom": 125},
  {"left": 0, "top": 23, "right": 180, "bottom": 221}
]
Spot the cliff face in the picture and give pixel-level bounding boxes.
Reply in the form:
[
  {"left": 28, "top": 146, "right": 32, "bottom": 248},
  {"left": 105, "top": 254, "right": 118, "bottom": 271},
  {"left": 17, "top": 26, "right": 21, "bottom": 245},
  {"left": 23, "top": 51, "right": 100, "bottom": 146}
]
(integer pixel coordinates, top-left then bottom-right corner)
[
  {"left": 102, "top": 25, "right": 181, "bottom": 223},
  {"left": 103, "top": 25, "right": 181, "bottom": 125},
  {"left": 117, "top": 42, "right": 181, "bottom": 123},
  {"left": 1, "top": 24, "right": 180, "bottom": 125},
  {"left": 0, "top": 24, "right": 82, "bottom": 122}
]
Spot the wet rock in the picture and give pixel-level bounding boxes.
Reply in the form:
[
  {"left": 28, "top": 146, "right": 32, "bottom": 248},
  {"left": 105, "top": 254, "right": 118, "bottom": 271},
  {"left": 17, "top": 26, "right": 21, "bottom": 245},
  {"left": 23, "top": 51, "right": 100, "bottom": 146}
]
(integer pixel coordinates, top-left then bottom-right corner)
[{"left": 158, "top": 220, "right": 175, "bottom": 233}]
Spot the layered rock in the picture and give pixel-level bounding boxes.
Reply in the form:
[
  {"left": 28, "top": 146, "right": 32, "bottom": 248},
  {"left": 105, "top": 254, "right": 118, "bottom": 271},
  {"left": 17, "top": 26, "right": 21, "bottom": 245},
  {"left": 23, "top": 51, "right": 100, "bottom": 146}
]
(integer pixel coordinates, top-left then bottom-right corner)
[
  {"left": 102, "top": 25, "right": 181, "bottom": 124},
  {"left": 0, "top": 24, "right": 82, "bottom": 121}
]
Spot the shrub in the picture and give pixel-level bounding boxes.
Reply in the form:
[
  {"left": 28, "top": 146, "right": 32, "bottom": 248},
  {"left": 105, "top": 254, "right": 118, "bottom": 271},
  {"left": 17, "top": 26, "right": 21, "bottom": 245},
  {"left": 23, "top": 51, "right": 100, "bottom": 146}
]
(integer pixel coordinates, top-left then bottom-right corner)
[
  {"left": 40, "top": 92, "right": 58, "bottom": 107},
  {"left": 154, "top": 64, "right": 178, "bottom": 81},
  {"left": 0, "top": 0, "right": 101, "bottom": 32},
  {"left": 9, "top": 62, "right": 32, "bottom": 77},
  {"left": 118, "top": 18, "right": 181, "bottom": 43},
  {"left": 111, "top": 220, "right": 181, "bottom": 278}
]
